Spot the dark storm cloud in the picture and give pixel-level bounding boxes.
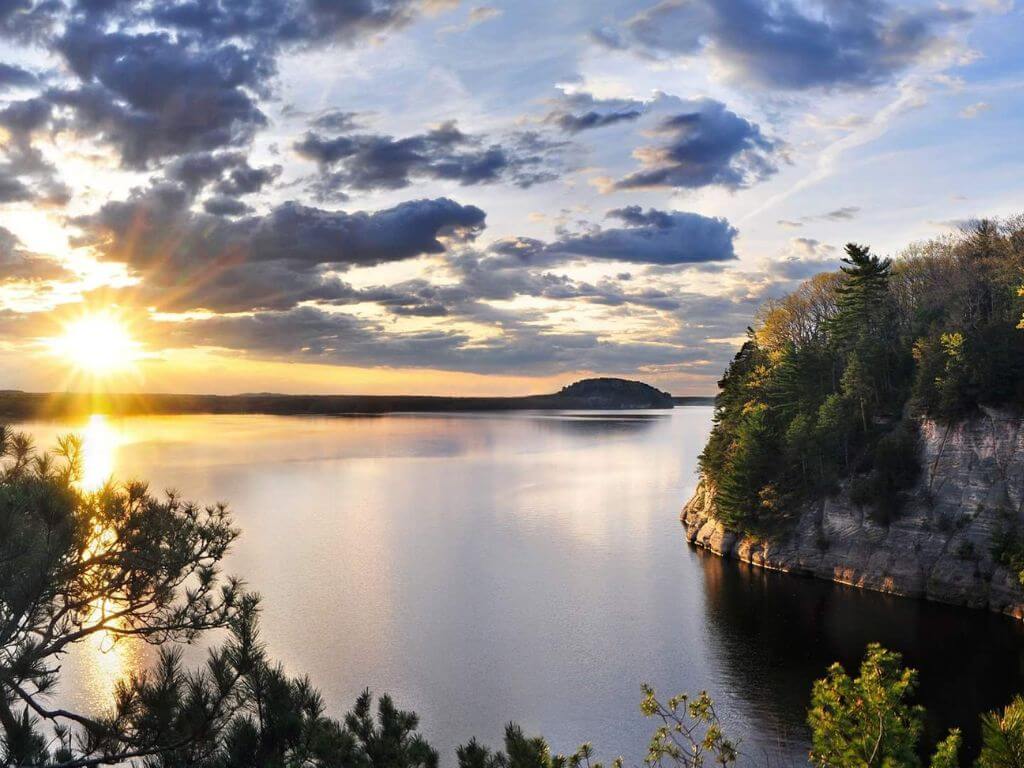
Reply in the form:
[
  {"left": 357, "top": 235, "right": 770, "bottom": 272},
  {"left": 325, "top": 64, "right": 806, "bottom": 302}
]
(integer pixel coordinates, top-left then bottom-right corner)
[
  {"left": 545, "top": 92, "right": 644, "bottom": 133},
  {"left": 597, "top": 0, "right": 971, "bottom": 90},
  {"left": 0, "top": 225, "right": 71, "bottom": 281},
  {"left": 295, "top": 121, "right": 564, "bottom": 196},
  {"left": 71, "top": 186, "right": 486, "bottom": 312},
  {"left": 615, "top": 99, "right": 779, "bottom": 190}
]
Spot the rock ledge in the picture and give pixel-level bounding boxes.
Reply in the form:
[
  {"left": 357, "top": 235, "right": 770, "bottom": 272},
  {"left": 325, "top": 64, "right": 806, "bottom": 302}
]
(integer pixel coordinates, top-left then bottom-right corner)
[{"left": 682, "top": 408, "right": 1024, "bottom": 619}]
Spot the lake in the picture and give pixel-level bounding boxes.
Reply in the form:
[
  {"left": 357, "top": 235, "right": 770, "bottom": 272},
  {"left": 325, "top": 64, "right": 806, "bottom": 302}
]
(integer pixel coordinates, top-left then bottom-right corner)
[{"left": 15, "top": 408, "right": 1024, "bottom": 765}]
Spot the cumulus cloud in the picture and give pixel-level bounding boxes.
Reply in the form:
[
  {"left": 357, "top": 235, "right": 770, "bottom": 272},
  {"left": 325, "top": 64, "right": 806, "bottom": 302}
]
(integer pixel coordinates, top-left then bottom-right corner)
[
  {"left": 614, "top": 100, "right": 779, "bottom": 190},
  {"left": 295, "top": 120, "right": 565, "bottom": 197},
  {"left": 71, "top": 186, "right": 487, "bottom": 312},
  {"left": 483, "top": 207, "right": 737, "bottom": 267},
  {"left": 596, "top": 0, "right": 972, "bottom": 90},
  {"left": 50, "top": 23, "right": 270, "bottom": 167},
  {"left": 0, "top": 1, "right": 456, "bottom": 171}
]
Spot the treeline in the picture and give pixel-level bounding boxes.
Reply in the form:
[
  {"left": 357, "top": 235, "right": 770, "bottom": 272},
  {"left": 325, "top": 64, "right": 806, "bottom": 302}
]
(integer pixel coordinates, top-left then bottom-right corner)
[
  {"left": 2, "top": 431, "right": 1024, "bottom": 767},
  {"left": 699, "top": 217, "right": 1024, "bottom": 533}
]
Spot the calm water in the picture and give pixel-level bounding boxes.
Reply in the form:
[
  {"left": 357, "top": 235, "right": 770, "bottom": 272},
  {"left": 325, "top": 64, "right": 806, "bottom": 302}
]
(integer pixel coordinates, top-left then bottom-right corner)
[{"left": 16, "top": 408, "right": 1024, "bottom": 765}]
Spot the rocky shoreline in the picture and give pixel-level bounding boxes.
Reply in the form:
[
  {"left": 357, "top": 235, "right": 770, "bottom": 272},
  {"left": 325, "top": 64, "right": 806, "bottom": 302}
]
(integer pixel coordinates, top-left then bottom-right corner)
[{"left": 681, "top": 408, "right": 1024, "bottom": 619}]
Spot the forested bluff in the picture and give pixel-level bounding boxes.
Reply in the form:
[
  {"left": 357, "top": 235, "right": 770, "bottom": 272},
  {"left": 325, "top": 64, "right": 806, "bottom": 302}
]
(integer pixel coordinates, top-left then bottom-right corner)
[{"left": 684, "top": 216, "right": 1024, "bottom": 617}]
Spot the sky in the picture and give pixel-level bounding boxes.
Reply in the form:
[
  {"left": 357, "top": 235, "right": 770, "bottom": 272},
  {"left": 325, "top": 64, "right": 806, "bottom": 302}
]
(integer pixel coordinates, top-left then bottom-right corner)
[{"left": 0, "top": 0, "right": 1021, "bottom": 396}]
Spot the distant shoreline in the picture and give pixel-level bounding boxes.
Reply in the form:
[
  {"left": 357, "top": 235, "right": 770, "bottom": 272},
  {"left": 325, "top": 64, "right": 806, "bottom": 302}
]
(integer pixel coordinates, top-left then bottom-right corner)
[{"left": 0, "top": 386, "right": 713, "bottom": 420}]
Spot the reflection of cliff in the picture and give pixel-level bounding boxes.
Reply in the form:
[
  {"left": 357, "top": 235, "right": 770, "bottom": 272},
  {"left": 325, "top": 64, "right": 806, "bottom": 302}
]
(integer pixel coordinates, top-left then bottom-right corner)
[
  {"left": 695, "top": 547, "right": 1024, "bottom": 763},
  {"left": 684, "top": 408, "right": 1024, "bottom": 618}
]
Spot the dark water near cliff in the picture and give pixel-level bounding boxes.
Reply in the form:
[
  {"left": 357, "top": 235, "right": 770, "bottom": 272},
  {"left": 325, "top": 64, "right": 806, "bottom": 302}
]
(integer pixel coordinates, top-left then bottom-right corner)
[{"left": 18, "top": 408, "right": 1024, "bottom": 765}]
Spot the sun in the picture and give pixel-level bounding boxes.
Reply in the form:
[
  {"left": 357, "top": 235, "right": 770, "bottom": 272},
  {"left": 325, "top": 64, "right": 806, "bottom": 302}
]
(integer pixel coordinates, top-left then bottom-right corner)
[{"left": 51, "top": 311, "right": 142, "bottom": 376}]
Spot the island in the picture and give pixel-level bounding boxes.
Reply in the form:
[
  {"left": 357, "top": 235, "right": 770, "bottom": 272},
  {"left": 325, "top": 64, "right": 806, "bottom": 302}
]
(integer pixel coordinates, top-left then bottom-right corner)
[{"left": 0, "top": 377, "right": 677, "bottom": 420}]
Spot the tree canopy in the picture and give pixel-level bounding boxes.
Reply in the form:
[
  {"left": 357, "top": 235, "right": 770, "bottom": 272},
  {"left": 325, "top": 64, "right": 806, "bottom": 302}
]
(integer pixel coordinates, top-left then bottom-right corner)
[{"left": 700, "top": 217, "right": 1024, "bottom": 533}]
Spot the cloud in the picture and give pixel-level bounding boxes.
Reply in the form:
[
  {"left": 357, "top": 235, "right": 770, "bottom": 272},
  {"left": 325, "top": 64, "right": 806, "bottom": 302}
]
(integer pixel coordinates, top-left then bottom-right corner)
[
  {"left": 0, "top": 96, "right": 70, "bottom": 205},
  {"left": 779, "top": 206, "right": 862, "bottom": 227},
  {"left": 818, "top": 206, "right": 860, "bottom": 221},
  {"left": 51, "top": 23, "right": 270, "bottom": 167},
  {"left": 0, "top": 62, "right": 37, "bottom": 88},
  {"left": 72, "top": 186, "right": 487, "bottom": 312},
  {"left": 160, "top": 302, "right": 728, "bottom": 376},
  {"left": 545, "top": 92, "right": 644, "bottom": 133},
  {"left": 596, "top": 0, "right": 972, "bottom": 90},
  {"left": 152, "top": 0, "right": 448, "bottom": 49},
  {"left": 614, "top": 99, "right": 779, "bottom": 190},
  {"left": 0, "top": 226, "right": 71, "bottom": 282},
  {"left": 959, "top": 101, "right": 991, "bottom": 119},
  {"left": 768, "top": 238, "right": 836, "bottom": 281},
  {"left": 295, "top": 121, "right": 565, "bottom": 197},
  {"left": 439, "top": 5, "right": 502, "bottom": 35},
  {"left": 484, "top": 207, "right": 737, "bottom": 267}
]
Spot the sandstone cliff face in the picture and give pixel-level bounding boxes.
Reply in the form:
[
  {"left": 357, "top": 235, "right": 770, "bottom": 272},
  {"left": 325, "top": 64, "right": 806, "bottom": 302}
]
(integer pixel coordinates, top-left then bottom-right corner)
[{"left": 682, "top": 407, "right": 1024, "bottom": 618}]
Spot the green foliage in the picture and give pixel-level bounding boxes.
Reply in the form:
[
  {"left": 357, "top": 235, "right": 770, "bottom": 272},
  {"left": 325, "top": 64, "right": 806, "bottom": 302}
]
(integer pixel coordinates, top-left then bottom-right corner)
[
  {"left": 701, "top": 217, "right": 1024, "bottom": 533},
  {"left": 639, "top": 685, "right": 736, "bottom": 768},
  {"left": 930, "top": 730, "right": 962, "bottom": 768},
  {"left": 807, "top": 644, "right": 958, "bottom": 768},
  {"left": 978, "top": 696, "right": 1024, "bottom": 768}
]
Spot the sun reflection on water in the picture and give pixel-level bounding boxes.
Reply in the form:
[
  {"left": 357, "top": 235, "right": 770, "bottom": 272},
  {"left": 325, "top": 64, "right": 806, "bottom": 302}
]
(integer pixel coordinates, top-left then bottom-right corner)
[
  {"left": 76, "top": 414, "right": 144, "bottom": 712},
  {"left": 80, "top": 414, "right": 119, "bottom": 492}
]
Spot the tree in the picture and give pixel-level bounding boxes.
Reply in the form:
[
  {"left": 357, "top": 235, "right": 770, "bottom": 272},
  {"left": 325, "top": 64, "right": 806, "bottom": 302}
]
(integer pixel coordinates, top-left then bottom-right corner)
[
  {"left": 831, "top": 243, "right": 894, "bottom": 349},
  {"left": 0, "top": 428, "right": 441, "bottom": 768},
  {"left": 713, "top": 404, "right": 778, "bottom": 530},
  {"left": 978, "top": 696, "right": 1024, "bottom": 768},
  {"left": 840, "top": 354, "right": 873, "bottom": 433},
  {"left": 0, "top": 428, "right": 245, "bottom": 767},
  {"left": 808, "top": 644, "right": 958, "bottom": 768}
]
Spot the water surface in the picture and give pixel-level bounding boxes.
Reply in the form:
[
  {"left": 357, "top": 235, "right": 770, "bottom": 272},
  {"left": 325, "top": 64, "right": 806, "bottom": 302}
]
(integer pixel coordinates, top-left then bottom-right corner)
[{"left": 16, "top": 409, "right": 1024, "bottom": 765}]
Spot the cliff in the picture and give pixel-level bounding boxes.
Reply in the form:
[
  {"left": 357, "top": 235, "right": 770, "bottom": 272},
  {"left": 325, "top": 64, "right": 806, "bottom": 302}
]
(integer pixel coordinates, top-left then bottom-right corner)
[{"left": 682, "top": 407, "right": 1024, "bottom": 618}]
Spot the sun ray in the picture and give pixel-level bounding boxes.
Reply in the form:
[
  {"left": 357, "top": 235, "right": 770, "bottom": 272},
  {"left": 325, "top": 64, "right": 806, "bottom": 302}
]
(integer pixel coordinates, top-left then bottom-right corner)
[{"left": 47, "top": 310, "right": 144, "bottom": 383}]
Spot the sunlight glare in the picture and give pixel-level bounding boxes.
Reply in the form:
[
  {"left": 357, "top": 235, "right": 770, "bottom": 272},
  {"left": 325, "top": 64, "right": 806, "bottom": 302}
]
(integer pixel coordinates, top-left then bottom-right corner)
[
  {"left": 80, "top": 414, "right": 119, "bottom": 492},
  {"left": 51, "top": 311, "right": 141, "bottom": 376}
]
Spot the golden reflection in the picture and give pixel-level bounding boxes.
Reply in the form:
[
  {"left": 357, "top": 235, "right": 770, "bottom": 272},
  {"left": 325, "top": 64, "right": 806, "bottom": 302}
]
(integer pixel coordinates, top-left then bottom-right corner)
[
  {"left": 80, "top": 414, "right": 119, "bottom": 492},
  {"left": 76, "top": 621, "right": 145, "bottom": 714},
  {"left": 78, "top": 414, "right": 141, "bottom": 711}
]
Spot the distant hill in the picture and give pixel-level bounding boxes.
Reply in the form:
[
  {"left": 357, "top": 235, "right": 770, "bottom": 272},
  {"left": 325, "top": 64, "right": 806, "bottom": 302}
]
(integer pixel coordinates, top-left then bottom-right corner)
[
  {"left": 556, "top": 378, "right": 675, "bottom": 409},
  {"left": 0, "top": 378, "right": 677, "bottom": 420}
]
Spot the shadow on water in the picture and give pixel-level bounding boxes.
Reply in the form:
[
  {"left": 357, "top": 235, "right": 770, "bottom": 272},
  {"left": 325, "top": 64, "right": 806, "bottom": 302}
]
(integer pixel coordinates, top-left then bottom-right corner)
[{"left": 695, "top": 547, "right": 1024, "bottom": 765}]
